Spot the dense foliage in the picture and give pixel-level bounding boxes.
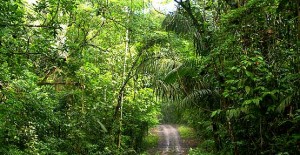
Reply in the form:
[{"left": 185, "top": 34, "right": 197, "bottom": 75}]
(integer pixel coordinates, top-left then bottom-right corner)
[
  {"left": 158, "top": 0, "right": 300, "bottom": 154},
  {"left": 1, "top": 0, "right": 299, "bottom": 154},
  {"left": 0, "top": 0, "right": 162, "bottom": 154}
]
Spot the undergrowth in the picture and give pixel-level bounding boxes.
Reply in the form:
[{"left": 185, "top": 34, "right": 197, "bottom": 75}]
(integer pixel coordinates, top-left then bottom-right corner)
[{"left": 178, "top": 125, "right": 197, "bottom": 139}]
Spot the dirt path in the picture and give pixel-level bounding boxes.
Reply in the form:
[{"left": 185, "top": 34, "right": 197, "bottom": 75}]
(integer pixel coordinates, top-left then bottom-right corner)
[{"left": 157, "top": 125, "right": 185, "bottom": 155}]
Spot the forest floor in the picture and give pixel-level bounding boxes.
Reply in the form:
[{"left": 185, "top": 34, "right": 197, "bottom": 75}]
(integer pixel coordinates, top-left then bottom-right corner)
[{"left": 146, "top": 124, "right": 198, "bottom": 155}]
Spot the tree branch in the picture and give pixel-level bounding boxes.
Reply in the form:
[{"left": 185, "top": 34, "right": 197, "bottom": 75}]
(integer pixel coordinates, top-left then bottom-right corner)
[
  {"left": 9, "top": 52, "right": 43, "bottom": 55},
  {"left": 37, "top": 82, "right": 81, "bottom": 86},
  {"left": 0, "top": 24, "right": 60, "bottom": 29}
]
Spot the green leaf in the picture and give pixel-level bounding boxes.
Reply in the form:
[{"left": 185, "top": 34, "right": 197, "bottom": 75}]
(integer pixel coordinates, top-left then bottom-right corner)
[
  {"left": 211, "top": 109, "right": 221, "bottom": 118},
  {"left": 253, "top": 98, "right": 261, "bottom": 106},
  {"left": 227, "top": 109, "right": 240, "bottom": 119},
  {"left": 245, "top": 71, "right": 254, "bottom": 78},
  {"left": 97, "top": 121, "right": 107, "bottom": 133},
  {"left": 245, "top": 86, "right": 251, "bottom": 94}
]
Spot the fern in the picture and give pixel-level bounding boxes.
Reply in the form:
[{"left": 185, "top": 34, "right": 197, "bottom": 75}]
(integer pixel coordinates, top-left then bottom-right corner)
[{"left": 277, "top": 94, "right": 293, "bottom": 113}]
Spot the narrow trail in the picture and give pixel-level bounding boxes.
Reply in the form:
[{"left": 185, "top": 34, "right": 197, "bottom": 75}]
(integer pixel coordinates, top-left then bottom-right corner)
[{"left": 157, "top": 125, "right": 185, "bottom": 155}]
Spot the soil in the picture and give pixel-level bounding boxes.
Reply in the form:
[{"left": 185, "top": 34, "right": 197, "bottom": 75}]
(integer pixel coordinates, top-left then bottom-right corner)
[{"left": 147, "top": 124, "right": 198, "bottom": 155}]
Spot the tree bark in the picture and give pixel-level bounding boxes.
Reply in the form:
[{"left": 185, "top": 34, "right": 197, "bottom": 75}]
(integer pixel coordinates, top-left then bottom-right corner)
[
  {"left": 212, "top": 121, "right": 222, "bottom": 151},
  {"left": 227, "top": 117, "right": 239, "bottom": 155},
  {"left": 297, "top": 0, "right": 300, "bottom": 40},
  {"left": 116, "top": 3, "right": 131, "bottom": 149}
]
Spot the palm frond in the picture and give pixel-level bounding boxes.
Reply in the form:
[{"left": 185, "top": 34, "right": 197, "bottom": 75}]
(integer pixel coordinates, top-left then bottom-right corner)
[
  {"left": 154, "top": 80, "right": 181, "bottom": 101},
  {"left": 162, "top": 7, "right": 209, "bottom": 56},
  {"left": 180, "top": 89, "right": 213, "bottom": 109},
  {"left": 162, "top": 11, "right": 193, "bottom": 35},
  {"left": 164, "top": 63, "right": 184, "bottom": 84},
  {"left": 164, "top": 58, "right": 201, "bottom": 83}
]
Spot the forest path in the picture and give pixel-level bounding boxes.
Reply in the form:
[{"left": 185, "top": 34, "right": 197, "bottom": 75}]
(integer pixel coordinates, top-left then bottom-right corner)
[{"left": 156, "top": 125, "right": 185, "bottom": 155}]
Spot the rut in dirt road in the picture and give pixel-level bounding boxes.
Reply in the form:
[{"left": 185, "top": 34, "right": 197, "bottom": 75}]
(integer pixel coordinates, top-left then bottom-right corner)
[{"left": 157, "top": 125, "right": 184, "bottom": 155}]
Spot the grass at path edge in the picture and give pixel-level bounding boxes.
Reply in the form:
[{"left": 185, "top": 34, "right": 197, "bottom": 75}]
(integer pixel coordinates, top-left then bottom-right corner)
[
  {"left": 142, "top": 133, "right": 159, "bottom": 150},
  {"left": 177, "top": 125, "right": 197, "bottom": 139},
  {"left": 142, "top": 125, "right": 211, "bottom": 155}
]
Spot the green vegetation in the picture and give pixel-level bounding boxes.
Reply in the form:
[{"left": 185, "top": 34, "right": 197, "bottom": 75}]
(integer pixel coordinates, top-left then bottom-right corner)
[
  {"left": 1, "top": 0, "right": 300, "bottom": 154},
  {"left": 142, "top": 133, "right": 159, "bottom": 150},
  {"left": 178, "top": 125, "right": 197, "bottom": 139},
  {"left": 189, "top": 148, "right": 214, "bottom": 155},
  {"left": 0, "top": 0, "right": 163, "bottom": 154}
]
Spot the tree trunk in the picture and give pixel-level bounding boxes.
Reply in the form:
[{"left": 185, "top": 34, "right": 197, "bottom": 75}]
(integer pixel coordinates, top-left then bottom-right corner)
[
  {"left": 297, "top": 0, "right": 300, "bottom": 40},
  {"left": 212, "top": 121, "right": 222, "bottom": 151},
  {"left": 117, "top": 10, "right": 130, "bottom": 149},
  {"left": 227, "top": 117, "right": 239, "bottom": 155},
  {"left": 259, "top": 117, "right": 264, "bottom": 150}
]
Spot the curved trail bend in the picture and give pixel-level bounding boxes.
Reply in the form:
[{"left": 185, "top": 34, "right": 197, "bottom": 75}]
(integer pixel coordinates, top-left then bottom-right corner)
[{"left": 157, "top": 125, "right": 185, "bottom": 155}]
